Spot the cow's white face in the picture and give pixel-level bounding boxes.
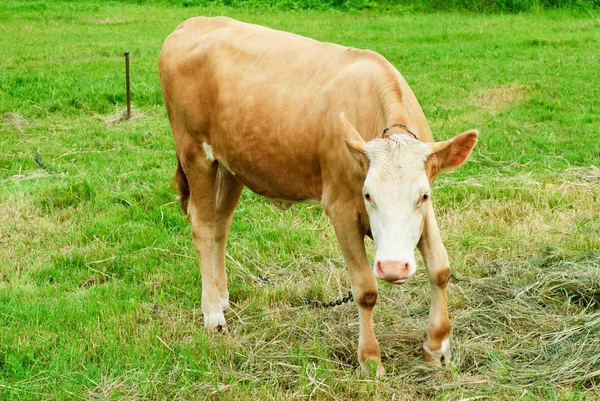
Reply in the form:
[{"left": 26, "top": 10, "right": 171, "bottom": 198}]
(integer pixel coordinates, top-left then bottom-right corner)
[
  {"left": 362, "top": 135, "right": 432, "bottom": 283},
  {"left": 340, "top": 113, "right": 477, "bottom": 285}
]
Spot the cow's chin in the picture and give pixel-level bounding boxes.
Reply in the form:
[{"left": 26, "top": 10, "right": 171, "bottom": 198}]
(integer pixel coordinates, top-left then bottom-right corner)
[{"left": 372, "top": 270, "right": 412, "bottom": 285}]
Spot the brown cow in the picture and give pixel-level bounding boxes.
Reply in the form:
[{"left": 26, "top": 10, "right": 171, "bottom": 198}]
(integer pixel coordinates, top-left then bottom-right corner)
[{"left": 159, "top": 16, "right": 477, "bottom": 376}]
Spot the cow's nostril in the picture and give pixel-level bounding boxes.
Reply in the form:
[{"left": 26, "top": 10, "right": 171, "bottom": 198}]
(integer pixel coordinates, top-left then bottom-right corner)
[{"left": 403, "top": 263, "right": 410, "bottom": 272}]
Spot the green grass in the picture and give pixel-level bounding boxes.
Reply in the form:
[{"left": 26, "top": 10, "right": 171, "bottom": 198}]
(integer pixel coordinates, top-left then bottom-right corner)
[
  {"left": 1, "top": 1, "right": 599, "bottom": 399},
  {"left": 73, "top": 0, "right": 600, "bottom": 13}
]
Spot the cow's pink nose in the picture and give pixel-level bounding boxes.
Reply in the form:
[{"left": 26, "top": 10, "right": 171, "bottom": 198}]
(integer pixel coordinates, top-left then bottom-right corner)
[{"left": 375, "top": 260, "right": 411, "bottom": 284}]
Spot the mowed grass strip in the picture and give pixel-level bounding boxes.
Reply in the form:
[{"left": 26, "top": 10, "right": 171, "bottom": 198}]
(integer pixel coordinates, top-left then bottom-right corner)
[{"left": 1, "top": 2, "right": 599, "bottom": 400}]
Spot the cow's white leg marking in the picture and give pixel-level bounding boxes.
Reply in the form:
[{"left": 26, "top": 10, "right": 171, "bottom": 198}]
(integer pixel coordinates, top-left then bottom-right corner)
[
  {"left": 204, "top": 310, "right": 226, "bottom": 328},
  {"left": 423, "top": 338, "right": 450, "bottom": 361},
  {"left": 202, "top": 143, "right": 216, "bottom": 161}
]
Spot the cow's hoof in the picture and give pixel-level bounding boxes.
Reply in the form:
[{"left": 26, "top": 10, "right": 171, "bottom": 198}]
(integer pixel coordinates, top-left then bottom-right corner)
[
  {"left": 204, "top": 311, "right": 227, "bottom": 330},
  {"left": 423, "top": 339, "right": 452, "bottom": 367},
  {"left": 360, "top": 359, "right": 386, "bottom": 378}
]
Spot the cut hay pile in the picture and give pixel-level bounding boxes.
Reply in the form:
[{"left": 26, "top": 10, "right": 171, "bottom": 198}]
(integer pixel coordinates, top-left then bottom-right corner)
[
  {"left": 210, "top": 250, "right": 600, "bottom": 399},
  {"left": 451, "top": 254, "right": 600, "bottom": 388}
]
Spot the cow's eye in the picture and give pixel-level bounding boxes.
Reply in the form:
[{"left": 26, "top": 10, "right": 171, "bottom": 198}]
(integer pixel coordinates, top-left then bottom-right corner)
[
  {"left": 421, "top": 193, "right": 430, "bottom": 203},
  {"left": 364, "top": 193, "right": 371, "bottom": 201}
]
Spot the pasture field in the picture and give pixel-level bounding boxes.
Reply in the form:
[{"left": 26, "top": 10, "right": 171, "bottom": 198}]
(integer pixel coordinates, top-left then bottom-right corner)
[{"left": 1, "top": 1, "right": 599, "bottom": 399}]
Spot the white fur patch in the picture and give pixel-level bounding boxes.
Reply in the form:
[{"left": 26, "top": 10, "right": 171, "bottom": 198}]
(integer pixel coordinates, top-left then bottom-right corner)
[
  {"left": 364, "top": 134, "right": 432, "bottom": 170},
  {"left": 423, "top": 338, "right": 450, "bottom": 357},
  {"left": 440, "top": 338, "right": 450, "bottom": 354},
  {"left": 204, "top": 311, "right": 226, "bottom": 328},
  {"left": 202, "top": 143, "right": 215, "bottom": 161}
]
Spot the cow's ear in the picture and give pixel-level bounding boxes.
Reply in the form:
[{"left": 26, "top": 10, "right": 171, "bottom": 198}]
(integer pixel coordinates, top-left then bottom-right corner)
[
  {"left": 430, "top": 130, "right": 478, "bottom": 172},
  {"left": 340, "top": 112, "right": 366, "bottom": 155}
]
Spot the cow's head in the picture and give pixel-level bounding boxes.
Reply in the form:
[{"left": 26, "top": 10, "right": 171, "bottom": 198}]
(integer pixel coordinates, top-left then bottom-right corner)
[{"left": 341, "top": 113, "right": 477, "bottom": 284}]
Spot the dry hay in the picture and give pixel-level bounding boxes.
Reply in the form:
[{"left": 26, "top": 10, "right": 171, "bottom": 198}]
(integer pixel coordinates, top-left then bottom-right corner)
[
  {"left": 160, "top": 237, "right": 596, "bottom": 400},
  {"left": 450, "top": 255, "right": 600, "bottom": 388},
  {"left": 2, "top": 112, "right": 29, "bottom": 131},
  {"left": 94, "top": 106, "right": 145, "bottom": 125},
  {"left": 474, "top": 85, "right": 529, "bottom": 112}
]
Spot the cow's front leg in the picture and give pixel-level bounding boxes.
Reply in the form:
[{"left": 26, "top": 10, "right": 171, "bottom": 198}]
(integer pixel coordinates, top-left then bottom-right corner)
[
  {"left": 328, "top": 208, "right": 385, "bottom": 377},
  {"left": 418, "top": 202, "right": 452, "bottom": 366}
]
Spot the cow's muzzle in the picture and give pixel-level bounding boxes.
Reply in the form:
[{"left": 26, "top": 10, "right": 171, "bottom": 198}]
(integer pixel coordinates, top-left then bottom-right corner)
[{"left": 374, "top": 260, "right": 414, "bottom": 284}]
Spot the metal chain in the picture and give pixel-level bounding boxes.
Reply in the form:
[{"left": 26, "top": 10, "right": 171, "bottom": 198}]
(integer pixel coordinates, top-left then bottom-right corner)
[
  {"left": 382, "top": 123, "right": 418, "bottom": 140},
  {"left": 305, "top": 291, "right": 354, "bottom": 308},
  {"left": 34, "top": 152, "right": 55, "bottom": 174},
  {"left": 255, "top": 275, "right": 354, "bottom": 309}
]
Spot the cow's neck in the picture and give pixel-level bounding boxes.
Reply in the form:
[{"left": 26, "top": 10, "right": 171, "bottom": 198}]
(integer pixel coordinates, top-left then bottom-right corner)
[
  {"left": 359, "top": 74, "right": 414, "bottom": 142},
  {"left": 382, "top": 90, "right": 409, "bottom": 132}
]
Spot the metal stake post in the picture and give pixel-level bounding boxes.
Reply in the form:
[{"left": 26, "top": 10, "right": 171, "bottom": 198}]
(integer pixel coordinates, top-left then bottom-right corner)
[{"left": 125, "top": 51, "right": 131, "bottom": 120}]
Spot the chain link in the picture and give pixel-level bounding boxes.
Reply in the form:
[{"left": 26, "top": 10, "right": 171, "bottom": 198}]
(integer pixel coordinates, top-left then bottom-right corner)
[
  {"left": 34, "top": 152, "right": 55, "bottom": 174},
  {"left": 256, "top": 274, "right": 353, "bottom": 309},
  {"left": 305, "top": 291, "right": 354, "bottom": 308}
]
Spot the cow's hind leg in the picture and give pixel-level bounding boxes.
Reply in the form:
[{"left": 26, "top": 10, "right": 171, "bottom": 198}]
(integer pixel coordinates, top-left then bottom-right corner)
[
  {"left": 178, "top": 138, "right": 225, "bottom": 329},
  {"left": 417, "top": 203, "right": 452, "bottom": 366},
  {"left": 212, "top": 165, "right": 243, "bottom": 311}
]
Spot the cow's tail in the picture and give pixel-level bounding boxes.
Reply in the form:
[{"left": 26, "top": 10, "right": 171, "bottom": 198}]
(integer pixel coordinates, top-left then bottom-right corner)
[{"left": 174, "top": 156, "right": 190, "bottom": 214}]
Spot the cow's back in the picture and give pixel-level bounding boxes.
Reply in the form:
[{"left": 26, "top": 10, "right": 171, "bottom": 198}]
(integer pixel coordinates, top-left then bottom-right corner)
[{"left": 160, "top": 16, "right": 383, "bottom": 130}]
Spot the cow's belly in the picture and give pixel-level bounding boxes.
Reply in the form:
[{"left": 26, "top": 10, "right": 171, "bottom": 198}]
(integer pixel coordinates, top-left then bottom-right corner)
[{"left": 215, "top": 145, "right": 323, "bottom": 203}]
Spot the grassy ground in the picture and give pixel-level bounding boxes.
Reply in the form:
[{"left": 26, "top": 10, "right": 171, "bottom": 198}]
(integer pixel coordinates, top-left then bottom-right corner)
[{"left": 1, "top": 1, "right": 599, "bottom": 399}]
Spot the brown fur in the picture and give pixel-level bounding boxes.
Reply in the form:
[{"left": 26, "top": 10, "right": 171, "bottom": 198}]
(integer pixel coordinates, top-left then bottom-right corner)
[
  {"left": 435, "top": 267, "right": 451, "bottom": 288},
  {"left": 358, "top": 290, "right": 378, "bottom": 309},
  {"left": 428, "top": 320, "right": 451, "bottom": 346},
  {"left": 358, "top": 341, "right": 382, "bottom": 363},
  {"left": 425, "top": 153, "right": 441, "bottom": 183},
  {"left": 174, "top": 157, "right": 190, "bottom": 214},
  {"left": 431, "top": 130, "right": 478, "bottom": 172}
]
